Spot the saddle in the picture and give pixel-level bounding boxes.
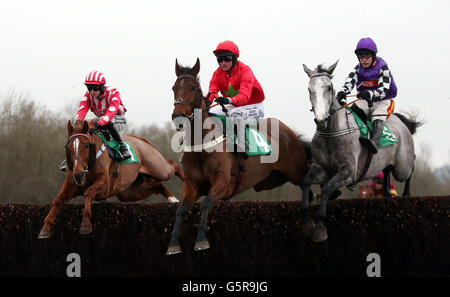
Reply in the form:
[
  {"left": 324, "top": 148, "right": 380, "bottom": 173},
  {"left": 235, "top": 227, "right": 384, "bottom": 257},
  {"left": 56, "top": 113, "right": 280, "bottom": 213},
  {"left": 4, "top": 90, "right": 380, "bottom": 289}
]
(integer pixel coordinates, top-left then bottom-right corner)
[
  {"left": 93, "top": 130, "right": 139, "bottom": 164},
  {"left": 347, "top": 104, "right": 398, "bottom": 149},
  {"left": 210, "top": 114, "right": 272, "bottom": 157}
]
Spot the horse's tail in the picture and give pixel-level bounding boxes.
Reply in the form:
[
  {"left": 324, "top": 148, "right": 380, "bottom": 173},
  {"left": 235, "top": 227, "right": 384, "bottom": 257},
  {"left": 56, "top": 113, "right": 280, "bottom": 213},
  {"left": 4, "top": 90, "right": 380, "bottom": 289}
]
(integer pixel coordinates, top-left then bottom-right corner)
[
  {"left": 297, "top": 134, "right": 312, "bottom": 161},
  {"left": 393, "top": 112, "right": 424, "bottom": 135},
  {"left": 167, "top": 158, "right": 185, "bottom": 181}
]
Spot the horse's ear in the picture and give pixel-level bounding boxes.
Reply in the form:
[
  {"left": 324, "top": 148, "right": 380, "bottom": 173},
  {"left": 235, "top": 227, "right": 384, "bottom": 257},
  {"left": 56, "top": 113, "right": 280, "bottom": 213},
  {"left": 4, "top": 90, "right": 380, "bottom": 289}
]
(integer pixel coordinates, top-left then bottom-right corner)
[
  {"left": 175, "top": 58, "right": 183, "bottom": 77},
  {"left": 326, "top": 60, "right": 339, "bottom": 75},
  {"left": 192, "top": 57, "right": 200, "bottom": 77},
  {"left": 82, "top": 120, "right": 89, "bottom": 133},
  {"left": 303, "top": 64, "right": 313, "bottom": 77},
  {"left": 68, "top": 120, "right": 73, "bottom": 135}
]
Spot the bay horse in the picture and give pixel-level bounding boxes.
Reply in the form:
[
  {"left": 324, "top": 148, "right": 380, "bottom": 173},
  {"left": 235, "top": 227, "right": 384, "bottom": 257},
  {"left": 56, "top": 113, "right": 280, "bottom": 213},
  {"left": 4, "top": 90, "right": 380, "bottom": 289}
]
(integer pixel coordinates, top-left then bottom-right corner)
[
  {"left": 301, "top": 61, "right": 421, "bottom": 242},
  {"left": 38, "top": 119, "right": 184, "bottom": 239},
  {"left": 166, "top": 58, "right": 311, "bottom": 255}
]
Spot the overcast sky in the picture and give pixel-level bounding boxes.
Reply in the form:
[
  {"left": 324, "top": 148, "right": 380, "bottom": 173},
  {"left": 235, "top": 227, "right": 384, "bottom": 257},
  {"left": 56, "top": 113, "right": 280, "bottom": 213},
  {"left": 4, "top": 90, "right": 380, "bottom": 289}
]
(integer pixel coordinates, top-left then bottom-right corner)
[{"left": 0, "top": 0, "right": 449, "bottom": 169}]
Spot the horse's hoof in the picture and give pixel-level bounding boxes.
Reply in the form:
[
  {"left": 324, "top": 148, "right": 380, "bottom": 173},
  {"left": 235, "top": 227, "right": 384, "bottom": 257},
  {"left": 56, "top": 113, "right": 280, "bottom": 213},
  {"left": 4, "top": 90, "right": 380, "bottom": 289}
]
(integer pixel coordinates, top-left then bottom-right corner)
[
  {"left": 38, "top": 229, "right": 52, "bottom": 239},
  {"left": 166, "top": 245, "right": 182, "bottom": 255},
  {"left": 311, "top": 224, "right": 328, "bottom": 242},
  {"left": 301, "top": 221, "right": 316, "bottom": 237},
  {"left": 194, "top": 240, "right": 210, "bottom": 251},
  {"left": 79, "top": 224, "right": 93, "bottom": 235}
]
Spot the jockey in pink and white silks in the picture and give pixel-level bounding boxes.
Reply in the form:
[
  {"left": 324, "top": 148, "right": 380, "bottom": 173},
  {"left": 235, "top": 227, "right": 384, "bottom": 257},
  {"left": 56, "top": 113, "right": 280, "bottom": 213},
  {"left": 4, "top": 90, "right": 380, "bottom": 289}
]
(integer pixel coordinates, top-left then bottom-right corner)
[
  {"left": 336, "top": 37, "right": 398, "bottom": 154},
  {"left": 60, "top": 71, "right": 132, "bottom": 172},
  {"left": 76, "top": 71, "right": 132, "bottom": 160}
]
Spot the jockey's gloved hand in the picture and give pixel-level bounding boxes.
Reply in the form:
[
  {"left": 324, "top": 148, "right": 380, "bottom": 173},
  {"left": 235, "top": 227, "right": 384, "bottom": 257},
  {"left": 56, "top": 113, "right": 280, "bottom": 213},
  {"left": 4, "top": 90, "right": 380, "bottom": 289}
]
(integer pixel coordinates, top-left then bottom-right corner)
[
  {"left": 214, "top": 97, "right": 232, "bottom": 105},
  {"left": 357, "top": 90, "right": 373, "bottom": 107},
  {"left": 336, "top": 91, "right": 347, "bottom": 106}
]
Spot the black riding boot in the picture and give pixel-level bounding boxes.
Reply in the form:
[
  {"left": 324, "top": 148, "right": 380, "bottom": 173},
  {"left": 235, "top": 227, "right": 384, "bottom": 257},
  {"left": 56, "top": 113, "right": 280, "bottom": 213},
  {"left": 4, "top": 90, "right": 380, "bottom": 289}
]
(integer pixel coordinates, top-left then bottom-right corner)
[
  {"left": 360, "top": 119, "right": 384, "bottom": 154},
  {"left": 105, "top": 123, "right": 132, "bottom": 160}
]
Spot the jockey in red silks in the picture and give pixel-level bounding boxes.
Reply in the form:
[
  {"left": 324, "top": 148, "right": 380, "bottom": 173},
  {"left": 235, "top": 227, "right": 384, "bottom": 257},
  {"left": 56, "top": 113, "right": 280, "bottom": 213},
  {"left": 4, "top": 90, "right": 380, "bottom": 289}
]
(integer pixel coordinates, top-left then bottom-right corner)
[
  {"left": 336, "top": 37, "right": 398, "bottom": 154},
  {"left": 207, "top": 40, "right": 265, "bottom": 158},
  {"left": 75, "top": 70, "right": 132, "bottom": 160},
  {"left": 368, "top": 171, "right": 398, "bottom": 197}
]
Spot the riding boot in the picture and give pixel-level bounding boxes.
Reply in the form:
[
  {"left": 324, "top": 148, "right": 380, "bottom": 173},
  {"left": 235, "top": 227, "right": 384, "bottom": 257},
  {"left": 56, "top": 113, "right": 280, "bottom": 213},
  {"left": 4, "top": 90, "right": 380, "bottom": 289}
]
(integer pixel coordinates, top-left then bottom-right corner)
[
  {"left": 106, "top": 123, "right": 132, "bottom": 160},
  {"left": 360, "top": 119, "right": 384, "bottom": 154},
  {"left": 233, "top": 120, "right": 249, "bottom": 159}
]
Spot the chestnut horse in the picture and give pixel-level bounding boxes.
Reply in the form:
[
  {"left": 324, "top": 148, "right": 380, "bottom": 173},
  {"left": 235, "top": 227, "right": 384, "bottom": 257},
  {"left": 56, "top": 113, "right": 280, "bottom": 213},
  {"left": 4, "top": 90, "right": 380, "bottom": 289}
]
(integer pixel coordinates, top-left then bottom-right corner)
[
  {"left": 38, "top": 120, "right": 184, "bottom": 238},
  {"left": 166, "top": 58, "right": 311, "bottom": 255}
]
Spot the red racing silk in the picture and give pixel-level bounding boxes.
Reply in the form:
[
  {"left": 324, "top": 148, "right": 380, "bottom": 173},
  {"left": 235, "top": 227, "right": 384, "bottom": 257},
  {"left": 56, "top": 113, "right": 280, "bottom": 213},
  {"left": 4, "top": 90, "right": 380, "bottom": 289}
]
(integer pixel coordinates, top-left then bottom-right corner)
[
  {"left": 75, "top": 86, "right": 127, "bottom": 126},
  {"left": 207, "top": 61, "right": 265, "bottom": 107}
]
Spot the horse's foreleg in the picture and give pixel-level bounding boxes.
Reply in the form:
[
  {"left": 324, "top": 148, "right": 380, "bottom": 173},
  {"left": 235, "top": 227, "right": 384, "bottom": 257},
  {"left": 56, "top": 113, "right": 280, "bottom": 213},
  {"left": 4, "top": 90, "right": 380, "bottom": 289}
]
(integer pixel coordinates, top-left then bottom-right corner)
[
  {"left": 166, "top": 201, "right": 191, "bottom": 255},
  {"left": 79, "top": 182, "right": 106, "bottom": 235},
  {"left": 300, "top": 163, "right": 327, "bottom": 237},
  {"left": 38, "top": 181, "right": 79, "bottom": 239},
  {"left": 166, "top": 181, "right": 197, "bottom": 255},
  {"left": 193, "top": 174, "right": 228, "bottom": 252},
  {"left": 314, "top": 168, "right": 353, "bottom": 242},
  {"left": 194, "top": 195, "right": 213, "bottom": 251}
]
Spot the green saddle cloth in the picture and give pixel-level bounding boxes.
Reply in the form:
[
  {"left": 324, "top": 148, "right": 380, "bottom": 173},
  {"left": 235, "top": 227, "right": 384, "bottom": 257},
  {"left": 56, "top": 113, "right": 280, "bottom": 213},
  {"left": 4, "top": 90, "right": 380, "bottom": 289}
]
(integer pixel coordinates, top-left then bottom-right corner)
[
  {"left": 93, "top": 131, "right": 140, "bottom": 164},
  {"left": 211, "top": 114, "right": 272, "bottom": 156},
  {"left": 347, "top": 107, "right": 398, "bottom": 148}
]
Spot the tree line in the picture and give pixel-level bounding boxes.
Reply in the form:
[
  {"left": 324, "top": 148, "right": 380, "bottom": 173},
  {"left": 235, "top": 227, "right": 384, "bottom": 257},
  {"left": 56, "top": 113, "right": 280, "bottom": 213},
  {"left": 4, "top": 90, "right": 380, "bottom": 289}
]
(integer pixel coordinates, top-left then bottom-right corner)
[{"left": 0, "top": 93, "right": 448, "bottom": 203}]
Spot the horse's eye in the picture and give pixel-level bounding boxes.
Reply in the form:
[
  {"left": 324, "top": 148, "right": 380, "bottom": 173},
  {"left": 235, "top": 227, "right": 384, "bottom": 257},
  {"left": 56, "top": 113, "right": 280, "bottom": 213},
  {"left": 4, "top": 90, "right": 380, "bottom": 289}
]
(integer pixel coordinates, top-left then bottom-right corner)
[
  {"left": 85, "top": 144, "right": 89, "bottom": 148},
  {"left": 191, "top": 86, "right": 196, "bottom": 91}
]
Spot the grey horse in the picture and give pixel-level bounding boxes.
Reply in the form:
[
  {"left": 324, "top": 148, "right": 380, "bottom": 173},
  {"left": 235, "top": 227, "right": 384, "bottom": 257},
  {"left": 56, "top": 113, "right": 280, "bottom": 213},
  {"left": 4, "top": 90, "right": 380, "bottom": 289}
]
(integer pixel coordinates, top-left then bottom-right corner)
[{"left": 301, "top": 61, "right": 421, "bottom": 242}]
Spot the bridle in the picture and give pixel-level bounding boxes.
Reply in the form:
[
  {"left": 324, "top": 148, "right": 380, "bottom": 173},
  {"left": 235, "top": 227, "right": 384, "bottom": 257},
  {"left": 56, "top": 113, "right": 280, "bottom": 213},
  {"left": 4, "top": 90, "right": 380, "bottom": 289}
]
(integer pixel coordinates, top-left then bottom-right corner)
[
  {"left": 309, "top": 73, "right": 358, "bottom": 137},
  {"left": 65, "top": 132, "right": 105, "bottom": 173},
  {"left": 308, "top": 73, "right": 337, "bottom": 117},
  {"left": 172, "top": 74, "right": 221, "bottom": 121}
]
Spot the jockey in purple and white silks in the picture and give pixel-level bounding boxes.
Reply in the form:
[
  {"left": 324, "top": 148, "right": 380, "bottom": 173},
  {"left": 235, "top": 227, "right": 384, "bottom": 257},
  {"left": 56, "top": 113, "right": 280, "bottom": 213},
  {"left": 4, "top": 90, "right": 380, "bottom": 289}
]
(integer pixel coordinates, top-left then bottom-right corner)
[{"left": 336, "top": 37, "right": 397, "bottom": 154}]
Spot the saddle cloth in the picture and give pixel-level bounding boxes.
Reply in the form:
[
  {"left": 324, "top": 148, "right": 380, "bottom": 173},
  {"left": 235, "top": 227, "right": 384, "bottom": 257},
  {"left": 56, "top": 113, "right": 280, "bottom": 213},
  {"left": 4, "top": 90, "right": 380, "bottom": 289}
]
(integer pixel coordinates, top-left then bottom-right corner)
[
  {"left": 93, "top": 131, "right": 140, "bottom": 164},
  {"left": 211, "top": 114, "right": 272, "bottom": 156},
  {"left": 347, "top": 107, "right": 398, "bottom": 148}
]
